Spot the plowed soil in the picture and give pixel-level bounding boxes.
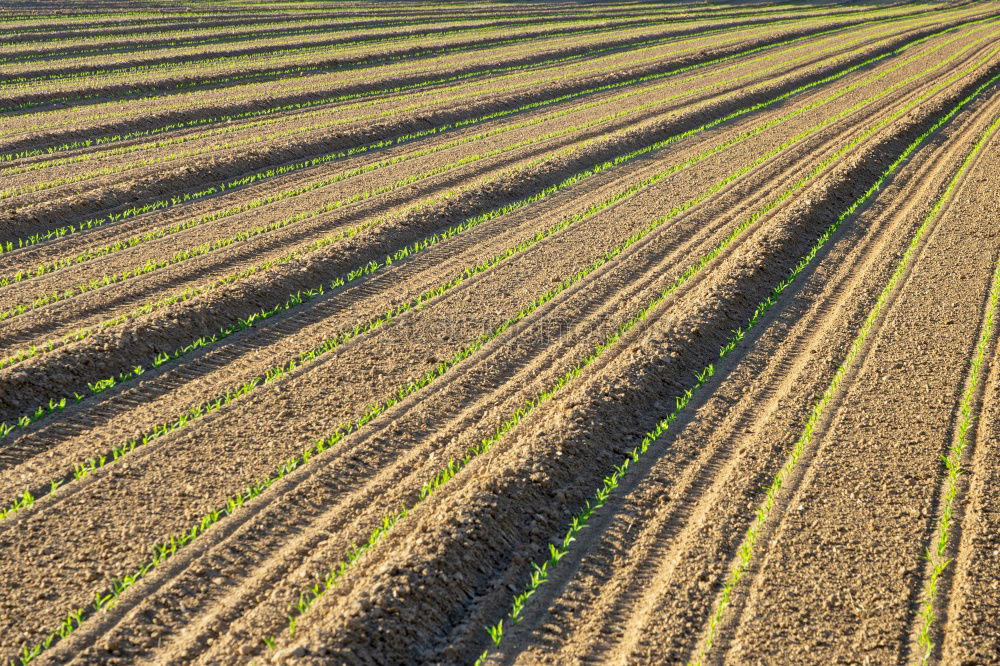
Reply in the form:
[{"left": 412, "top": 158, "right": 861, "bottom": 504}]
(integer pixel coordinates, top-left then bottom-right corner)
[{"left": 3, "top": 2, "right": 1000, "bottom": 665}]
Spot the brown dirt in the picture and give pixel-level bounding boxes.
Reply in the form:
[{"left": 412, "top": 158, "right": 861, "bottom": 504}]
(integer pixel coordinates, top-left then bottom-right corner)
[
  {"left": 1, "top": 2, "right": 998, "bottom": 665},
  {"left": 2, "top": 13, "right": 992, "bottom": 421},
  {"left": 0, "top": 3, "right": 959, "bottom": 157}
]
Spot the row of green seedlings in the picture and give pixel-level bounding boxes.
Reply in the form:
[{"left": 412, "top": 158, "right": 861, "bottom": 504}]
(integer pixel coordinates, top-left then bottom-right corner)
[
  {"left": 0, "top": 19, "right": 976, "bottom": 440},
  {"left": 0, "top": 10, "right": 892, "bottom": 256},
  {"left": 0, "top": 20, "right": 893, "bottom": 295},
  {"left": 0, "top": 11, "right": 677, "bottom": 64},
  {"left": 0, "top": 15, "right": 974, "bottom": 466},
  {"left": 689, "top": 72, "right": 1000, "bottom": 666},
  {"left": 0, "top": 3, "right": 914, "bottom": 115},
  {"left": 916, "top": 257, "right": 1000, "bottom": 662},
  {"left": 0, "top": 12, "right": 722, "bottom": 90},
  {"left": 0, "top": 286, "right": 326, "bottom": 445},
  {"left": 266, "top": 47, "right": 976, "bottom": 643},
  {"left": 476, "top": 60, "right": 1000, "bottom": 665},
  {"left": 0, "top": 3, "right": 561, "bottom": 27},
  {"left": 478, "top": 363, "right": 715, "bottom": 661},
  {"left": 7, "top": 14, "right": 992, "bottom": 384},
  {"left": 0, "top": 2, "right": 800, "bottom": 55},
  {"left": 8, "top": 59, "right": 924, "bottom": 656},
  {"left": 914, "top": 113, "right": 1000, "bottom": 662},
  {"left": 12, "top": 451, "right": 307, "bottom": 666},
  {"left": 0, "top": 6, "right": 782, "bottom": 69},
  {"left": 0, "top": 14, "right": 971, "bottom": 358},
  {"left": 0, "top": 4, "right": 848, "bottom": 161},
  {"left": 14, "top": 95, "right": 792, "bottom": 657},
  {"left": 0, "top": 132, "right": 704, "bottom": 520},
  {"left": 0, "top": 4, "right": 858, "bottom": 182},
  {"left": 0, "top": 78, "right": 799, "bottom": 521},
  {"left": 0, "top": 16, "right": 853, "bottom": 207},
  {"left": 6, "top": 0, "right": 946, "bottom": 163}
]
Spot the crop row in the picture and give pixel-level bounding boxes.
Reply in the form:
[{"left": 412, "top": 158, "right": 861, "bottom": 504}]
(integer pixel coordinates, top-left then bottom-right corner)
[
  {"left": 0, "top": 9, "right": 883, "bottom": 176},
  {"left": 4, "top": 16, "right": 988, "bottom": 359},
  {"left": 475, "top": 50, "right": 1000, "bottom": 666},
  {"left": 690, "top": 75, "right": 1000, "bottom": 666},
  {"left": 914, "top": 112, "right": 1000, "bottom": 662},
  {"left": 8, "top": 40, "right": 986, "bottom": 662},
  {"left": 0, "top": 13, "right": 685, "bottom": 88},
  {"left": 0, "top": 3, "right": 936, "bottom": 114},
  {"left": 0, "top": 6, "right": 860, "bottom": 143},
  {"left": 0, "top": 18, "right": 913, "bottom": 290},
  {"left": 0, "top": 16, "right": 980, "bottom": 473}
]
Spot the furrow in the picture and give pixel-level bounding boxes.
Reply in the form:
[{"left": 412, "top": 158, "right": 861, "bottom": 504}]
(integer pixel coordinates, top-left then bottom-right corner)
[
  {"left": 0, "top": 18, "right": 992, "bottom": 426},
  {"left": 2, "top": 19, "right": 971, "bottom": 327},
  {"left": 694, "top": 81, "right": 1000, "bottom": 665}
]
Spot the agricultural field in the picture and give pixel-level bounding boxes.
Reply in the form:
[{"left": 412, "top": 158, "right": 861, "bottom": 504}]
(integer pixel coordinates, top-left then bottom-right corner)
[{"left": 3, "top": 0, "right": 1000, "bottom": 663}]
